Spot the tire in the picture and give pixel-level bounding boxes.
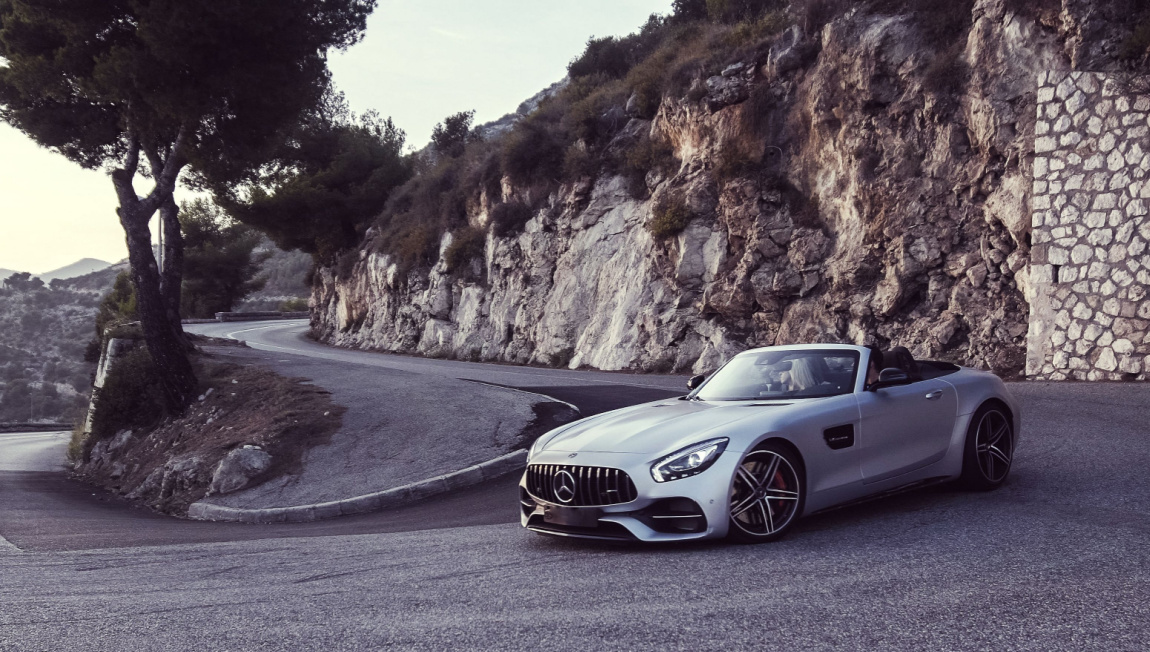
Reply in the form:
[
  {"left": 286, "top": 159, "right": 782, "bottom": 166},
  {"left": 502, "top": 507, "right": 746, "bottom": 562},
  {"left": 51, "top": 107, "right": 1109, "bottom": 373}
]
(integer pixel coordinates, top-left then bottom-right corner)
[
  {"left": 960, "top": 402, "right": 1015, "bottom": 491},
  {"left": 727, "top": 442, "right": 806, "bottom": 543}
]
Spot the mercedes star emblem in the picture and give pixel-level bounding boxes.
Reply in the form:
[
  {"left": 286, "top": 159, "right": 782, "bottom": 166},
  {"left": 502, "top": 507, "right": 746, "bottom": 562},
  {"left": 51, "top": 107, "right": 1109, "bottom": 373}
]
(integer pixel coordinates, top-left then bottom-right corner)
[{"left": 552, "top": 470, "right": 577, "bottom": 504}]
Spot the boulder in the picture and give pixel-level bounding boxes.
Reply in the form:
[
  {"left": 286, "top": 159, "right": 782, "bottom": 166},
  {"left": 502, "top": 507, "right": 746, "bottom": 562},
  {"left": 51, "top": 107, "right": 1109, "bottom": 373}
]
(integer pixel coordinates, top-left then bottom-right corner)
[{"left": 208, "top": 446, "right": 273, "bottom": 495}]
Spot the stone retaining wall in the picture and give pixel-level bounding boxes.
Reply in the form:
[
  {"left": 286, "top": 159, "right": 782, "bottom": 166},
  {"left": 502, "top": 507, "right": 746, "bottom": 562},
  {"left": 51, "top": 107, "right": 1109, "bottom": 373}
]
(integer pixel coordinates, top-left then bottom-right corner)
[{"left": 1027, "top": 71, "right": 1150, "bottom": 380}]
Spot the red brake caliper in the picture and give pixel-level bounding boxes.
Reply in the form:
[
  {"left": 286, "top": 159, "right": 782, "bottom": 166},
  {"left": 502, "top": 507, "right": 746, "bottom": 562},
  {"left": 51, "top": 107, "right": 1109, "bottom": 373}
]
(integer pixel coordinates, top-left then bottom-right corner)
[{"left": 769, "top": 470, "right": 786, "bottom": 517}]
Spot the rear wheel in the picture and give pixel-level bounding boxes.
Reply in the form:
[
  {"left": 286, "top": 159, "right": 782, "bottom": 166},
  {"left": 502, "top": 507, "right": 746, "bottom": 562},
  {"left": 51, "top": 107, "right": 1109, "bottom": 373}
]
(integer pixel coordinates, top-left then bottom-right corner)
[
  {"left": 727, "top": 443, "right": 805, "bottom": 543},
  {"left": 960, "top": 403, "right": 1014, "bottom": 490}
]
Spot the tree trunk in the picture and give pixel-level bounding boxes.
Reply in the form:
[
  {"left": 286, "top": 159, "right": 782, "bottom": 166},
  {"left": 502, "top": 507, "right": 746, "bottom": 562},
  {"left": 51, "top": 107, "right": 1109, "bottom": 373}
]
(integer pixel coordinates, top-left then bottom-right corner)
[
  {"left": 118, "top": 202, "right": 198, "bottom": 412},
  {"left": 110, "top": 128, "right": 197, "bottom": 413},
  {"left": 158, "top": 196, "right": 190, "bottom": 348}
]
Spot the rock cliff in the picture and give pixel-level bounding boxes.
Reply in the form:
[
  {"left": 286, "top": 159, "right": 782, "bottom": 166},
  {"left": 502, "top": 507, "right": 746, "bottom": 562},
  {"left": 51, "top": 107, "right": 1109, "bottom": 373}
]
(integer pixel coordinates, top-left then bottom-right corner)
[{"left": 312, "top": 1, "right": 1116, "bottom": 376}]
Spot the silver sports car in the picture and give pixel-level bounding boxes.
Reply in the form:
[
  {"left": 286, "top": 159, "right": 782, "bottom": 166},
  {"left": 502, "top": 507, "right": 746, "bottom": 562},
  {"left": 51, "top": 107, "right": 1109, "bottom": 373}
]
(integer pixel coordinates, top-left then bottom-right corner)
[{"left": 520, "top": 344, "right": 1019, "bottom": 543}]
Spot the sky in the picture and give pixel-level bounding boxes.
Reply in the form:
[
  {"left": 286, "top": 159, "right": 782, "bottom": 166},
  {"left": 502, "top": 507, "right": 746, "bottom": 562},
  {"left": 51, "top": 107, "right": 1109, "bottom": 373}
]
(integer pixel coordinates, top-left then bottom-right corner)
[{"left": 0, "top": 0, "right": 671, "bottom": 275}]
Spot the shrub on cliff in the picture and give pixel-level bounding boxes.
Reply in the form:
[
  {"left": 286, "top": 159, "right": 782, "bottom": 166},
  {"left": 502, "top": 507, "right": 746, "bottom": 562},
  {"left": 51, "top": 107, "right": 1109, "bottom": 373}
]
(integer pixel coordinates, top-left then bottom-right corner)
[
  {"left": 501, "top": 121, "right": 565, "bottom": 185},
  {"left": 563, "top": 143, "right": 600, "bottom": 180},
  {"left": 705, "top": 0, "right": 781, "bottom": 24},
  {"left": 386, "top": 222, "right": 442, "bottom": 271},
  {"left": 563, "top": 79, "right": 630, "bottom": 143},
  {"left": 443, "top": 227, "right": 487, "bottom": 274},
  {"left": 647, "top": 196, "right": 692, "bottom": 239},
  {"left": 568, "top": 36, "right": 633, "bottom": 79},
  {"left": 490, "top": 202, "right": 535, "bottom": 237}
]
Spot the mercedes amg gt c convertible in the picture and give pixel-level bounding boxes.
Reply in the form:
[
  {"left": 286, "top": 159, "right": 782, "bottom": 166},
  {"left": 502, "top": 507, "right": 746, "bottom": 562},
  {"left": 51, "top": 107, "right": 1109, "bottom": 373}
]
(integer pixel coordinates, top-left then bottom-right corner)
[{"left": 520, "top": 344, "right": 1019, "bottom": 543}]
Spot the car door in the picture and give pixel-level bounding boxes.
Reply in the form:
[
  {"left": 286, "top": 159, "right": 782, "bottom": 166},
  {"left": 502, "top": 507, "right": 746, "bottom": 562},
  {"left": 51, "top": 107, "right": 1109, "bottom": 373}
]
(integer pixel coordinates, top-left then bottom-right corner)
[{"left": 857, "top": 378, "right": 958, "bottom": 484}]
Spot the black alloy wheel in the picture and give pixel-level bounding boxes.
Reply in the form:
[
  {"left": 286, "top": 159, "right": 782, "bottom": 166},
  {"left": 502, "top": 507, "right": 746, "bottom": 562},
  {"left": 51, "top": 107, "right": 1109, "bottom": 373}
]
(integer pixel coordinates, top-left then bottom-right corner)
[
  {"left": 961, "top": 403, "right": 1015, "bottom": 490},
  {"left": 727, "top": 442, "right": 805, "bottom": 543}
]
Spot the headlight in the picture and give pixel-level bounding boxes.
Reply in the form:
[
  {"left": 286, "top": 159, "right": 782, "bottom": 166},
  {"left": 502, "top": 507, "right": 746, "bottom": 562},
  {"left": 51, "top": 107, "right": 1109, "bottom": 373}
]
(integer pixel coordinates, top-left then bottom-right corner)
[{"left": 651, "top": 438, "right": 728, "bottom": 482}]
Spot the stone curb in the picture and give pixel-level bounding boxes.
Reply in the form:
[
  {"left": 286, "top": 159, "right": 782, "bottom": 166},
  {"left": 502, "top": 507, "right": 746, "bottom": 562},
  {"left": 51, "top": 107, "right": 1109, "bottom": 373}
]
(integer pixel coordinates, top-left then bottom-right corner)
[{"left": 186, "top": 449, "right": 528, "bottom": 524}]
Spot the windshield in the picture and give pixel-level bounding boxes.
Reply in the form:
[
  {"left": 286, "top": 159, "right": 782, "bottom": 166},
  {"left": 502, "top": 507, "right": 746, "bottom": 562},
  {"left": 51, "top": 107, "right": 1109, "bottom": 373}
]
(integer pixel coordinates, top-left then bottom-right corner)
[{"left": 692, "top": 349, "right": 860, "bottom": 401}]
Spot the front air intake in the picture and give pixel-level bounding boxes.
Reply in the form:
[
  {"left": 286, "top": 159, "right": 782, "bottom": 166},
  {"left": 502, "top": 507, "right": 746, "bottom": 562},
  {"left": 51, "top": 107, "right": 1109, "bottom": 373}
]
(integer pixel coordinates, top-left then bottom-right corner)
[{"left": 525, "top": 464, "right": 638, "bottom": 506}]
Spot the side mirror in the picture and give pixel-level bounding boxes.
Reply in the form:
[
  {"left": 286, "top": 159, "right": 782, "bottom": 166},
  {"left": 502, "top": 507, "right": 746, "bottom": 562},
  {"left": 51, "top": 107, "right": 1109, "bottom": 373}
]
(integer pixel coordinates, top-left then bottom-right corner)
[
  {"left": 687, "top": 374, "right": 706, "bottom": 390},
  {"left": 869, "top": 368, "right": 910, "bottom": 391}
]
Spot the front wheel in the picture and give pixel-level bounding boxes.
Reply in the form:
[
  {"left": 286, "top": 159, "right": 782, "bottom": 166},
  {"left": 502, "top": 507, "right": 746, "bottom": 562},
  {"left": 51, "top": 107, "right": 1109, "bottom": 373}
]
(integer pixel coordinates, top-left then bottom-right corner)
[
  {"left": 727, "top": 443, "right": 805, "bottom": 543},
  {"left": 960, "top": 403, "right": 1015, "bottom": 490}
]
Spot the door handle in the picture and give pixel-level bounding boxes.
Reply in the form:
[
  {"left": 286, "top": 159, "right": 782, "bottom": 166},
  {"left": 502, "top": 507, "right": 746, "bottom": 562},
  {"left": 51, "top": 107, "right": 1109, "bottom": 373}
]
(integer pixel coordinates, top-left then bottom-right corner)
[{"left": 924, "top": 390, "right": 943, "bottom": 400}]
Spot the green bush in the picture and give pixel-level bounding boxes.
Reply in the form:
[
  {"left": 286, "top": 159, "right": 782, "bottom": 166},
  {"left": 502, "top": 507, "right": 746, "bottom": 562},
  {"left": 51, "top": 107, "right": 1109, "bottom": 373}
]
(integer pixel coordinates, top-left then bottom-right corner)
[
  {"left": 672, "top": 0, "right": 709, "bottom": 22},
  {"left": 94, "top": 271, "right": 137, "bottom": 339},
  {"left": 443, "top": 227, "right": 487, "bottom": 273},
  {"left": 501, "top": 122, "right": 564, "bottom": 185},
  {"left": 568, "top": 36, "right": 633, "bottom": 79},
  {"left": 563, "top": 80, "right": 629, "bottom": 144},
  {"left": 706, "top": 0, "right": 780, "bottom": 24},
  {"left": 385, "top": 222, "right": 441, "bottom": 271},
  {"left": 87, "top": 346, "right": 166, "bottom": 446},
  {"left": 490, "top": 201, "right": 534, "bottom": 237},
  {"left": 563, "top": 143, "right": 599, "bottom": 180},
  {"left": 647, "top": 196, "right": 692, "bottom": 239},
  {"left": 725, "top": 11, "right": 788, "bottom": 47}
]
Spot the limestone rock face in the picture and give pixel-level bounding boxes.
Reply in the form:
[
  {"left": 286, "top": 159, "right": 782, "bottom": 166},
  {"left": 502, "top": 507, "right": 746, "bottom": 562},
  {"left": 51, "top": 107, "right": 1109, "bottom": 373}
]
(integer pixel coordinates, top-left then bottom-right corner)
[{"left": 312, "top": 3, "right": 1095, "bottom": 376}]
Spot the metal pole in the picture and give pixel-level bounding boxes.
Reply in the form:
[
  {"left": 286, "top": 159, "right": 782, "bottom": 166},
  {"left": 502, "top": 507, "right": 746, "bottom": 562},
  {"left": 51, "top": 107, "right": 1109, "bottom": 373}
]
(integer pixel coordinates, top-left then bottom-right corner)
[{"left": 158, "top": 213, "right": 164, "bottom": 276}]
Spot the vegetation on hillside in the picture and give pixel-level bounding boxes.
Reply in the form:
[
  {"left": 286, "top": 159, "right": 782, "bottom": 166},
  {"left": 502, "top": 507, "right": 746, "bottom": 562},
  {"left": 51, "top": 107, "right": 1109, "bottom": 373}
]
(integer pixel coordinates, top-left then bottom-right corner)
[
  {"left": 0, "top": 270, "right": 118, "bottom": 423},
  {"left": 220, "top": 91, "right": 413, "bottom": 267},
  {"left": 357, "top": 0, "right": 990, "bottom": 277},
  {"left": 179, "top": 200, "right": 268, "bottom": 319}
]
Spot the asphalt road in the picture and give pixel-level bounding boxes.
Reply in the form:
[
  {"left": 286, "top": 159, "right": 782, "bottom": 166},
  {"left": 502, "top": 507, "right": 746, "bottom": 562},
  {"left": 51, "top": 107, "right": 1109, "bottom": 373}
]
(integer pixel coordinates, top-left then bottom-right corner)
[
  {"left": 0, "top": 322, "right": 1147, "bottom": 650},
  {"left": 0, "top": 321, "right": 687, "bottom": 552}
]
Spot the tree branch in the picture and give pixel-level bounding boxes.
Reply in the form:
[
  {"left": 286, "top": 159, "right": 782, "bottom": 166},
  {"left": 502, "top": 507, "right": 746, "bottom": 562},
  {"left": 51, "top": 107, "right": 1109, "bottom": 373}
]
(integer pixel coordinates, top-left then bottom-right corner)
[
  {"left": 111, "top": 128, "right": 142, "bottom": 221},
  {"left": 140, "top": 124, "right": 190, "bottom": 215}
]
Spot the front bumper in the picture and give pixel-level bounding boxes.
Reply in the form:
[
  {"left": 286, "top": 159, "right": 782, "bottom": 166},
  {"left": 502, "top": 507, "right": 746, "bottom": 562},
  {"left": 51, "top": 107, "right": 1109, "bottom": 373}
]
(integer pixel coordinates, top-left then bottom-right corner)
[{"left": 518, "top": 449, "right": 740, "bottom": 542}]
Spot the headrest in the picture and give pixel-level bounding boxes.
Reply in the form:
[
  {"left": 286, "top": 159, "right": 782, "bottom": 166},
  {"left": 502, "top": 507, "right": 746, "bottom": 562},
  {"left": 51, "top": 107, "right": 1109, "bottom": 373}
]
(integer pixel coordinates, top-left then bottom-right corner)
[{"left": 885, "top": 346, "right": 919, "bottom": 377}]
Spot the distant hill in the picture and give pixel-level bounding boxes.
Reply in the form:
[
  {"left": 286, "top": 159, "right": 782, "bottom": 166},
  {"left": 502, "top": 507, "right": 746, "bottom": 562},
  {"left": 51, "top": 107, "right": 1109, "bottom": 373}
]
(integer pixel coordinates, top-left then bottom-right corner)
[
  {"left": 53, "top": 262, "right": 125, "bottom": 293},
  {"left": 38, "top": 258, "right": 112, "bottom": 282}
]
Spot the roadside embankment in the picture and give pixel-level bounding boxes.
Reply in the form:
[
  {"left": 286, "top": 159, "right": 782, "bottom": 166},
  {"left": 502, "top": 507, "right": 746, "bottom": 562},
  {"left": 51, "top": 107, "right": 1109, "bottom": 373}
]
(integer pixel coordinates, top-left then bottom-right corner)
[
  {"left": 73, "top": 344, "right": 345, "bottom": 516},
  {"left": 74, "top": 330, "right": 579, "bottom": 522},
  {"left": 186, "top": 344, "right": 577, "bottom": 521}
]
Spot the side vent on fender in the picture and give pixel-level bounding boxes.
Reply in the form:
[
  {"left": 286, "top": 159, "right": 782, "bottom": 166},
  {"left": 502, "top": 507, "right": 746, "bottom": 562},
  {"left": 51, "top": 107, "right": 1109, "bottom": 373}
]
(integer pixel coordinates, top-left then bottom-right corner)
[{"left": 823, "top": 424, "right": 855, "bottom": 450}]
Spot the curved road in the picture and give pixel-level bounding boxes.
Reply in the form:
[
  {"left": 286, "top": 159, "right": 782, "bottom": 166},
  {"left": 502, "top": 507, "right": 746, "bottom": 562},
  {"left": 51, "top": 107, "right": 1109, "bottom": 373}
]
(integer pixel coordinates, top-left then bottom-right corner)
[{"left": 1, "top": 322, "right": 1147, "bottom": 650}]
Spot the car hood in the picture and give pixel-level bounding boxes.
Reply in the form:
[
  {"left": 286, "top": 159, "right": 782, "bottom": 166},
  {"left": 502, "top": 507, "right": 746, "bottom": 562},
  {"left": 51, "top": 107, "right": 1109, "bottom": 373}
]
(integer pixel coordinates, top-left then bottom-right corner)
[{"left": 539, "top": 398, "right": 797, "bottom": 455}]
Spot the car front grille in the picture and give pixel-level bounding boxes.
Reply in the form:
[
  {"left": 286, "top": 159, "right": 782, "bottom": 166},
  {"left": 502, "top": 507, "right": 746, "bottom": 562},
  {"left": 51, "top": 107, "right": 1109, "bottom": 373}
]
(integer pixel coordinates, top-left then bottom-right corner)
[{"left": 525, "top": 464, "right": 638, "bottom": 506}]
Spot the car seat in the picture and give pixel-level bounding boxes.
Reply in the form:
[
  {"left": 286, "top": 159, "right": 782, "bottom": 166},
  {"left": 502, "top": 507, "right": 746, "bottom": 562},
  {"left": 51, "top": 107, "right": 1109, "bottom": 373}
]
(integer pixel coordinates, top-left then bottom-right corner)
[{"left": 883, "top": 346, "right": 921, "bottom": 381}]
